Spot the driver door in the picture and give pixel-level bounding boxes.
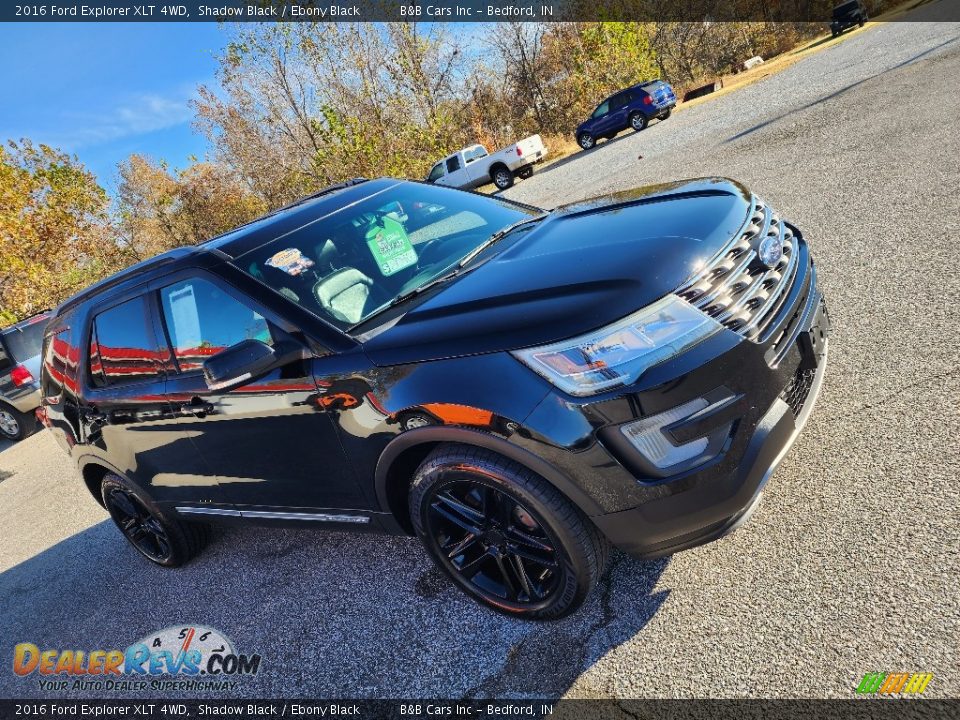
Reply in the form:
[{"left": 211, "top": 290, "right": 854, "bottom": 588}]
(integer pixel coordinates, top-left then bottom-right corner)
[{"left": 154, "top": 271, "right": 367, "bottom": 513}]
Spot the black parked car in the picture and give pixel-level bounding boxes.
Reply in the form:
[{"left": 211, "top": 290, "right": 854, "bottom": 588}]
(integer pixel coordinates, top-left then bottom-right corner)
[
  {"left": 831, "top": 0, "right": 868, "bottom": 37},
  {"left": 41, "top": 178, "right": 829, "bottom": 619}
]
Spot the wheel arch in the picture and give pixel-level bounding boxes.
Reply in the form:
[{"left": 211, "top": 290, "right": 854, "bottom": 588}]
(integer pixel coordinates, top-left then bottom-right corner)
[
  {"left": 78, "top": 457, "right": 126, "bottom": 508},
  {"left": 488, "top": 162, "right": 510, "bottom": 180},
  {"left": 374, "top": 426, "right": 604, "bottom": 534}
]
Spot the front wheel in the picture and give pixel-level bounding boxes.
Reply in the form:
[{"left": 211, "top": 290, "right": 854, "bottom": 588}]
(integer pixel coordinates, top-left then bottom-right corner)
[
  {"left": 101, "top": 473, "right": 209, "bottom": 567},
  {"left": 410, "top": 444, "right": 609, "bottom": 619},
  {"left": 491, "top": 166, "right": 514, "bottom": 190},
  {"left": 630, "top": 112, "right": 649, "bottom": 131},
  {"left": 0, "top": 403, "right": 36, "bottom": 442}
]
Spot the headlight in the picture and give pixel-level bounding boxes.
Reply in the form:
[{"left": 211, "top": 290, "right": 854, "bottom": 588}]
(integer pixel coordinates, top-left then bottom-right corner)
[{"left": 512, "top": 296, "right": 723, "bottom": 396}]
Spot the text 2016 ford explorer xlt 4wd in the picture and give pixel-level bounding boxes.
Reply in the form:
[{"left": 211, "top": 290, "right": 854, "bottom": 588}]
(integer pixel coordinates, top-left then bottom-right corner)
[{"left": 41, "top": 177, "right": 829, "bottom": 619}]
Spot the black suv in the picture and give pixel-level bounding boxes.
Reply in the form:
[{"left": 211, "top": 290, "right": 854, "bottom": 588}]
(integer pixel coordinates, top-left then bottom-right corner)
[
  {"left": 41, "top": 178, "right": 829, "bottom": 619},
  {"left": 831, "top": 0, "right": 868, "bottom": 37}
]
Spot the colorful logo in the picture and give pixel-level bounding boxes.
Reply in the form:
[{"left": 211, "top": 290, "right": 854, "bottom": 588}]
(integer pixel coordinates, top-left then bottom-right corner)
[
  {"left": 12, "top": 625, "right": 261, "bottom": 692},
  {"left": 856, "top": 672, "right": 933, "bottom": 695}
]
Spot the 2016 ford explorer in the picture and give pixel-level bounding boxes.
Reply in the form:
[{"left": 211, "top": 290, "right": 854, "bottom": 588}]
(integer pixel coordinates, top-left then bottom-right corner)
[{"left": 40, "top": 177, "right": 829, "bottom": 619}]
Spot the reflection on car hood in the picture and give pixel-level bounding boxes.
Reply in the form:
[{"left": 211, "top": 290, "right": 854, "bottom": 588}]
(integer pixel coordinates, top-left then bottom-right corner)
[{"left": 363, "top": 178, "right": 752, "bottom": 366}]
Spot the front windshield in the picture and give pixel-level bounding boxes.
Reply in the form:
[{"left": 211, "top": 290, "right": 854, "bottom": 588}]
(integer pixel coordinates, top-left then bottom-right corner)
[{"left": 233, "top": 183, "right": 538, "bottom": 331}]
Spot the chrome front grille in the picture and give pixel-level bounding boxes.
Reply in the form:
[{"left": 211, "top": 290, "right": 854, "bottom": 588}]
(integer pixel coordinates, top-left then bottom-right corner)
[{"left": 676, "top": 196, "right": 800, "bottom": 341}]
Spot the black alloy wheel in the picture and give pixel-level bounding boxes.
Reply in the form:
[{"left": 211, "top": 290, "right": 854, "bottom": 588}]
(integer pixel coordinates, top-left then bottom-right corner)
[
  {"left": 100, "top": 472, "right": 209, "bottom": 567},
  {"left": 410, "top": 444, "right": 609, "bottom": 619},
  {"left": 105, "top": 486, "right": 173, "bottom": 563},
  {"left": 426, "top": 479, "right": 562, "bottom": 609}
]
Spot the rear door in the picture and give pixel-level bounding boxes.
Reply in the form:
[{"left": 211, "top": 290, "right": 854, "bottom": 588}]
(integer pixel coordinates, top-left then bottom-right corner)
[
  {"left": 593, "top": 93, "right": 630, "bottom": 135},
  {"left": 154, "top": 270, "right": 367, "bottom": 514},
  {"left": 79, "top": 291, "right": 228, "bottom": 507}
]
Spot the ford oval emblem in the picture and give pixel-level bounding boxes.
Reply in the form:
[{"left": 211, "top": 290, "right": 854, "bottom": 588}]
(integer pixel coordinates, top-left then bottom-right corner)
[{"left": 759, "top": 235, "right": 784, "bottom": 268}]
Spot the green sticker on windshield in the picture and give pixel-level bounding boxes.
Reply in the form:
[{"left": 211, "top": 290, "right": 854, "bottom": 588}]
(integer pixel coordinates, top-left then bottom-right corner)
[{"left": 365, "top": 215, "right": 417, "bottom": 276}]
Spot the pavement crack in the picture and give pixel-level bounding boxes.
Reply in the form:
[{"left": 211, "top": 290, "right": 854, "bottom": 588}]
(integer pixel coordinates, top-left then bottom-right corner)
[{"left": 849, "top": 370, "right": 952, "bottom": 414}]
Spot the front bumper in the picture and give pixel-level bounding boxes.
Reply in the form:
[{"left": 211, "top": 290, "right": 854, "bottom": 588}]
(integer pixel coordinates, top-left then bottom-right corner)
[
  {"left": 516, "top": 232, "right": 830, "bottom": 559},
  {"left": 593, "top": 332, "right": 828, "bottom": 559}
]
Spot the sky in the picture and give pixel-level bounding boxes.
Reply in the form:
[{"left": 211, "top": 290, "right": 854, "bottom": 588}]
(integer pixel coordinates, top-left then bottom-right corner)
[{"left": 0, "top": 23, "right": 226, "bottom": 191}]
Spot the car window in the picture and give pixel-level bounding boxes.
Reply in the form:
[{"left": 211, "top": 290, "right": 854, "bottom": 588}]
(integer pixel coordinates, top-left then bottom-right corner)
[
  {"left": 446, "top": 155, "right": 462, "bottom": 173},
  {"left": 160, "top": 278, "right": 272, "bottom": 373},
  {"left": 427, "top": 163, "right": 445, "bottom": 182},
  {"left": 41, "top": 329, "right": 69, "bottom": 401},
  {"left": 232, "top": 183, "right": 536, "bottom": 331},
  {"left": 592, "top": 100, "right": 610, "bottom": 119},
  {"left": 89, "top": 296, "right": 164, "bottom": 387},
  {"left": 464, "top": 146, "right": 487, "bottom": 163},
  {"left": 610, "top": 92, "right": 630, "bottom": 110},
  {"left": 1, "top": 315, "right": 48, "bottom": 364}
]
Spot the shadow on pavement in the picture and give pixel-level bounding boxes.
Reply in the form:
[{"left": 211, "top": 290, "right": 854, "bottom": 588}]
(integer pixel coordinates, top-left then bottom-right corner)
[{"left": 0, "top": 518, "right": 669, "bottom": 699}]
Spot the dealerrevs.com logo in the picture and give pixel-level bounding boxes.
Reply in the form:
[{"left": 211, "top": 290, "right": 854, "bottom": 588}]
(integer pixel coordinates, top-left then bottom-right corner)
[{"left": 12, "top": 625, "right": 262, "bottom": 693}]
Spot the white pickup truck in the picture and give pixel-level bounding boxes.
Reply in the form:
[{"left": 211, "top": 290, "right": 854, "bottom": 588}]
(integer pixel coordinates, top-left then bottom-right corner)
[{"left": 425, "top": 135, "right": 548, "bottom": 191}]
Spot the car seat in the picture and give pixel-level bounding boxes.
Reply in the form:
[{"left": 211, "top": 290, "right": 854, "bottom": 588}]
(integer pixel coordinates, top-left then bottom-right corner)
[{"left": 314, "top": 268, "right": 373, "bottom": 325}]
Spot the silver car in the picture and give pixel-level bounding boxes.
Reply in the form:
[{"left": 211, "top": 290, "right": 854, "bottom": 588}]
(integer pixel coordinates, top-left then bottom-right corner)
[{"left": 0, "top": 312, "right": 49, "bottom": 442}]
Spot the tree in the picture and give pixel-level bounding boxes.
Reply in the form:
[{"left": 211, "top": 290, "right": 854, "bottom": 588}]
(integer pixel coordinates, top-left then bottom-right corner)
[
  {"left": 115, "top": 154, "right": 267, "bottom": 259},
  {"left": 193, "top": 22, "right": 469, "bottom": 206},
  {"left": 0, "top": 140, "right": 120, "bottom": 324}
]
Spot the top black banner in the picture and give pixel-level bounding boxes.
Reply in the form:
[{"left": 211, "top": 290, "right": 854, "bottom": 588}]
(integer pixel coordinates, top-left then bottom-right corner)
[{"left": 2, "top": 0, "right": 957, "bottom": 23}]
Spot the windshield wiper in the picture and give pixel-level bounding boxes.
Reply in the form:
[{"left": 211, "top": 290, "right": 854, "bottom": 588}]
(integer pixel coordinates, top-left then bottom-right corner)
[
  {"left": 457, "top": 213, "right": 548, "bottom": 269},
  {"left": 353, "top": 213, "right": 549, "bottom": 330}
]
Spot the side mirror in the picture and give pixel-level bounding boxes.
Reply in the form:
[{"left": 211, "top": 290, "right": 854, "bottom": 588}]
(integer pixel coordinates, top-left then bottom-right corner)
[{"left": 202, "top": 339, "right": 303, "bottom": 391}]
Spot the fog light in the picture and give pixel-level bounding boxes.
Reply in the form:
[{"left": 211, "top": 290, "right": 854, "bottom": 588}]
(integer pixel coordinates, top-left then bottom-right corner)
[{"left": 620, "top": 398, "right": 710, "bottom": 469}]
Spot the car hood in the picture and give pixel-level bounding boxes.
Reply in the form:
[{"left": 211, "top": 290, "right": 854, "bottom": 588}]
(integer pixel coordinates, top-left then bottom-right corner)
[{"left": 363, "top": 178, "right": 752, "bottom": 366}]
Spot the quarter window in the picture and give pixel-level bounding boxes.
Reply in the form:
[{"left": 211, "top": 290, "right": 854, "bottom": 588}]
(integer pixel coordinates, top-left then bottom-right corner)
[
  {"left": 89, "top": 296, "right": 164, "bottom": 387},
  {"left": 160, "top": 278, "right": 272, "bottom": 372}
]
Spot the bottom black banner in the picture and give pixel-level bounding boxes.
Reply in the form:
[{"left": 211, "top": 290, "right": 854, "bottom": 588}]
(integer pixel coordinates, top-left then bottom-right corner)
[{"left": 1, "top": 700, "right": 958, "bottom": 720}]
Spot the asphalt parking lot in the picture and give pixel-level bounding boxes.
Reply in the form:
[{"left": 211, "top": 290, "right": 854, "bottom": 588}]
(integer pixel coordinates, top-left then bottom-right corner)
[{"left": 2, "top": 8, "right": 959, "bottom": 700}]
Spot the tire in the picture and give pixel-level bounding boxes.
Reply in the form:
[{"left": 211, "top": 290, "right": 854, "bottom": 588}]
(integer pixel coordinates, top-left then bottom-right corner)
[
  {"left": 409, "top": 444, "right": 610, "bottom": 620},
  {"left": 0, "top": 403, "right": 36, "bottom": 442},
  {"left": 858, "top": 18, "right": 865, "bottom": 27},
  {"left": 490, "top": 166, "right": 514, "bottom": 191},
  {"left": 629, "top": 112, "right": 648, "bottom": 132},
  {"left": 518, "top": 166, "right": 534, "bottom": 180},
  {"left": 577, "top": 132, "right": 595, "bottom": 151},
  {"left": 661, "top": 108, "right": 672, "bottom": 120},
  {"left": 101, "top": 473, "right": 209, "bottom": 567}
]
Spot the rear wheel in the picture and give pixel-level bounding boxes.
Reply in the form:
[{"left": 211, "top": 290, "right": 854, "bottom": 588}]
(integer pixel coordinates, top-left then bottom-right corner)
[
  {"left": 518, "top": 166, "right": 534, "bottom": 180},
  {"left": 410, "top": 444, "right": 609, "bottom": 619},
  {"left": 630, "top": 112, "right": 648, "bottom": 131},
  {"left": 0, "top": 403, "right": 35, "bottom": 442},
  {"left": 491, "top": 166, "right": 514, "bottom": 191},
  {"left": 101, "top": 473, "right": 209, "bottom": 567},
  {"left": 577, "top": 132, "right": 595, "bottom": 151},
  {"left": 660, "top": 108, "right": 672, "bottom": 120}
]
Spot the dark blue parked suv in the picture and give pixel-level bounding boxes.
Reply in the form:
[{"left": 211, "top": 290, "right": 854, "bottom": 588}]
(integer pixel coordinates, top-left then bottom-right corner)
[{"left": 576, "top": 80, "right": 678, "bottom": 150}]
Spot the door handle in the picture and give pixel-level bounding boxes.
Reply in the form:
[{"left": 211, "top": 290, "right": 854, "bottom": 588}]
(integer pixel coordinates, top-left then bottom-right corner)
[{"left": 178, "top": 398, "right": 215, "bottom": 417}]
